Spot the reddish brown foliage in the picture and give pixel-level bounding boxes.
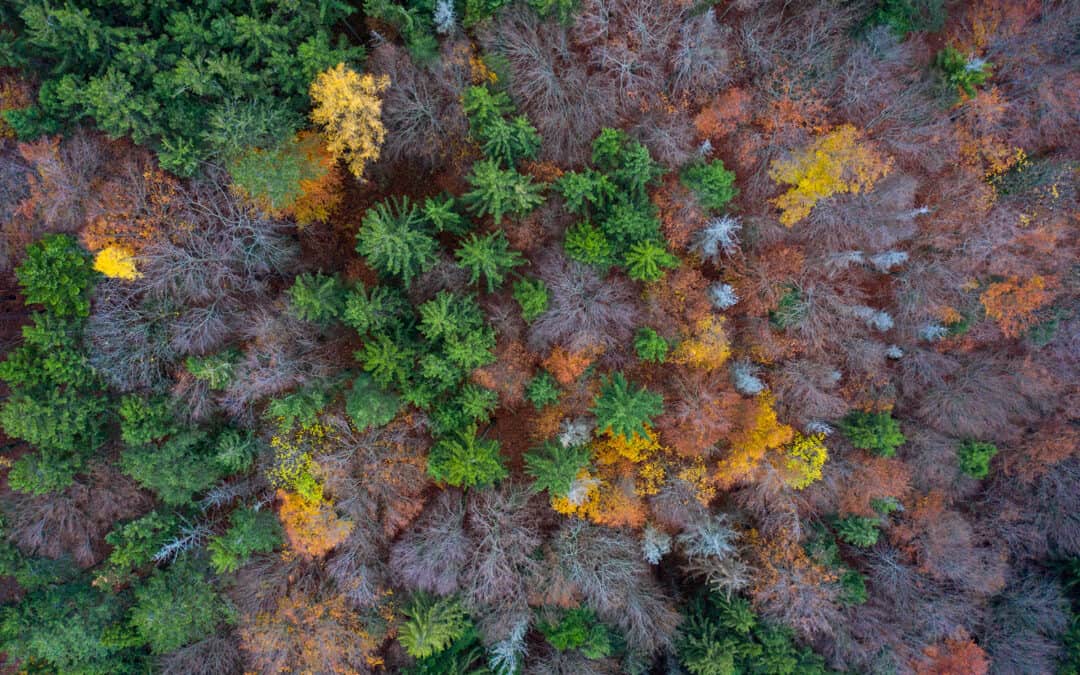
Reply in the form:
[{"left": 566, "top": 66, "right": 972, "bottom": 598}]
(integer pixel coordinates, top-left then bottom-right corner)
[
  {"left": 652, "top": 174, "right": 705, "bottom": 252},
  {"left": 643, "top": 266, "right": 712, "bottom": 333},
  {"left": 838, "top": 456, "right": 912, "bottom": 518},
  {"left": 917, "top": 630, "right": 990, "bottom": 675},
  {"left": 543, "top": 344, "right": 602, "bottom": 387},
  {"left": 656, "top": 369, "right": 741, "bottom": 457},
  {"left": 239, "top": 590, "right": 386, "bottom": 673},
  {"left": 694, "top": 87, "right": 752, "bottom": 140}
]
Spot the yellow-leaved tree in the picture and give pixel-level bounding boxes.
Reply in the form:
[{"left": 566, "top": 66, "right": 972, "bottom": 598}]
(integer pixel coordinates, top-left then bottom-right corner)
[
  {"left": 716, "top": 393, "right": 795, "bottom": 487},
  {"left": 93, "top": 245, "right": 140, "bottom": 280},
  {"left": 770, "top": 431, "right": 828, "bottom": 490},
  {"left": 310, "top": 63, "right": 390, "bottom": 178},
  {"left": 768, "top": 124, "right": 892, "bottom": 226},
  {"left": 672, "top": 316, "right": 731, "bottom": 371}
]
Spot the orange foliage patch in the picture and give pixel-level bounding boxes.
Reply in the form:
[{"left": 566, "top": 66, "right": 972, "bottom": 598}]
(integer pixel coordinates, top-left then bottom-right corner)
[
  {"left": 754, "top": 74, "right": 830, "bottom": 142},
  {"left": 652, "top": 174, "right": 705, "bottom": 252},
  {"left": 645, "top": 266, "right": 713, "bottom": 331},
  {"left": 956, "top": 88, "right": 1022, "bottom": 177},
  {"left": 239, "top": 592, "right": 386, "bottom": 673},
  {"left": 277, "top": 490, "right": 354, "bottom": 558},
  {"left": 979, "top": 275, "right": 1050, "bottom": 338},
  {"left": 918, "top": 630, "right": 990, "bottom": 675},
  {"left": 472, "top": 339, "right": 536, "bottom": 408},
  {"left": 838, "top": 456, "right": 912, "bottom": 518},
  {"left": 288, "top": 132, "right": 346, "bottom": 226},
  {"left": 543, "top": 344, "right": 602, "bottom": 386},
  {"left": 694, "top": 87, "right": 752, "bottom": 139},
  {"left": 1002, "top": 420, "right": 1080, "bottom": 483},
  {"left": 82, "top": 159, "right": 179, "bottom": 253},
  {"left": 716, "top": 393, "right": 795, "bottom": 488}
]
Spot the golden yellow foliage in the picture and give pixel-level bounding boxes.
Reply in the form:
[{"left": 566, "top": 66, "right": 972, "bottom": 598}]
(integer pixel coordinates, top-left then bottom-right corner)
[
  {"left": 771, "top": 432, "right": 828, "bottom": 490},
  {"left": 310, "top": 63, "right": 390, "bottom": 178},
  {"left": 634, "top": 460, "right": 666, "bottom": 497},
  {"left": 551, "top": 468, "right": 601, "bottom": 517},
  {"left": 677, "top": 459, "right": 717, "bottom": 505},
  {"left": 277, "top": 490, "right": 354, "bottom": 558},
  {"left": 593, "top": 426, "right": 662, "bottom": 465},
  {"left": 93, "top": 245, "right": 140, "bottom": 280},
  {"left": 717, "top": 393, "right": 795, "bottom": 487},
  {"left": 671, "top": 316, "right": 731, "bottom": 371},
  {"left": 768, "top": 124, "right": 892, "bottom": 226}
]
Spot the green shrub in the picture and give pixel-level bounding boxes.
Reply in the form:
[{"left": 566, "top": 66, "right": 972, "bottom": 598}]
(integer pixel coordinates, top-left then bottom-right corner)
[
  {"left": 430, "top": 384, "right": 499, "bottom": 435},
  {"left": 835, "top": 515, "right": 881, "bottom": 548},
  {"left": 867, "top": 0, "right": 946, "bottom": 37},
  {"left": 208, "top": 508, "right": 282, "bottom": 574},
  {"left": 600, "top": 202, "right": 662, "bottom": 255},
  {"left": 265, "top": 387, "right": 330, "bottom": 432},
  {"left": 512, "top": 277, "right": 550, "bottom": 322},
  {"left": 97, "top": 512, "right": 177, "bottom": 588},
  {"left": 118, "top": 395, "right": 176, "bottom": 447},
  {"left": 454, "top": 231, "right": 525, "bottom": 292},
  {"left": 422, "top": 196, "right": 470, "bottom": 235},
  {"left": 288, "top": 272, "right": 346, "bottom": 325},
  {"left": 5, "top": 450, "right": 82, "bottom": 496},
  {"left": 769, "top": 285, "right": 807, "bottom": 329},
  {"left": 634, "top": 327, "right": 669, "bottom": 363},
  {"left": 839, "top": 410, "right": 905, "bottom": 457},
  {"left": 120, "top": 431, "right": 223, "bottom": 505},
  {"left": 555, "top": 169, "right": 617, "bottom": 216},
  {"left": 564, "top": 221, "right": 614, "bottom": 268},
  {"left": 398, "top": 593, "right": 471, "bottom": 659},
  {"left": 676, "top": 592, "right": 829, "bottom": 675},
  {"left": 624, "top": 240, "right": 679, "bottom": 282},
  {"left": 526, "top": 371, "right": 561, "bottom": 410},
  {"left": 343, "top": 284, "right": 412, "bottom": 336},
  {"left": 538, "top": 607, "right": 612, "bottom": 658},
  {"left": 529, "top": 0, "right": 579, "bottom": 23},
  {"left": 129, "top": 560, "right": 226, "bottom": 654},
  {"left": 346, "top": 374, "right": 401, "bottom": 431},
  {"left": 957, "top": 439, "right": 998, "bottom": 479},
  {"left": 214, "top": 428, "right": 257, "bottom": 474},
  {"left": 591, "top": 373, "right": 664, "bottom": 441},
  {"left": 463, "top": 160, "right": 545, "bottom": 225},
  {"left": 15, "top": 234, "right": 95, "bottom": 318},
  {"left": 681, "top": 160, "right": 738, "bottom": 212},
  {"left": 185, "top": 349, "right": 240, "bottom": 390},
  {"left": 524, "top": 441, "right": 591, "bottom": 498},
  {"left": 1, "top": 387, "right": 107, "bottom": 458},
  {"left": 935, "top": 46, "right": 991, "bottom": 98},
  {"left": 480, "top": 116, "right": 541, "bottom": 167},
  {"left": 427, "top": 425, "right": 507, "bottom": 488},
  {"left": 590, "top": 128, "right": 665, "bottom": 201},
  {"left": 356, "top": 197, "right": 440, "bottom": 287},
  {"left": 463, "top": 85, "right": 541, "bottom": 167},
  {"left": 839, "top": 569, "right": 868, "bottom": 606}
]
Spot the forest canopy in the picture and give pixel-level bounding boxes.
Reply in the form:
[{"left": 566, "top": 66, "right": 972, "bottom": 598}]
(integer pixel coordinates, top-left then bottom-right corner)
[{"left": 0, "top": 0, "right": 1077, "bottom": 673}]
